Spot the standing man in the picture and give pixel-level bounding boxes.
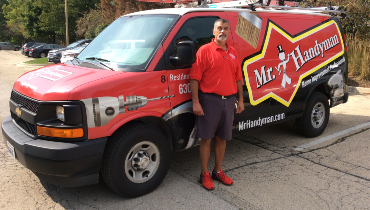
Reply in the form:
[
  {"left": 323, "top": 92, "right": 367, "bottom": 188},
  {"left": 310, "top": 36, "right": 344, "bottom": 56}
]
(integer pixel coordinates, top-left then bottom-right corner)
[{"left": 190, "top": 19, "right": 244, "bottom": 191}]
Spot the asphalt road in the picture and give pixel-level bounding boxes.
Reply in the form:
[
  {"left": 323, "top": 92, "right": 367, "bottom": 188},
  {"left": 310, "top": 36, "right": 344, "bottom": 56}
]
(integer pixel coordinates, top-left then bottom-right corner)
[{"left": 1, "top": 50, "right": 370, "bottom": 210}]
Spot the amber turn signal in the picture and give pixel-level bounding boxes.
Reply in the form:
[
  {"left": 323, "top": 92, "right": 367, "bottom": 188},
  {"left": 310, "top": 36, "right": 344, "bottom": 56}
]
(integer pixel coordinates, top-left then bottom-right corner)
[{"left": 37, "top": 126, "right": 83, "bottom": 138}]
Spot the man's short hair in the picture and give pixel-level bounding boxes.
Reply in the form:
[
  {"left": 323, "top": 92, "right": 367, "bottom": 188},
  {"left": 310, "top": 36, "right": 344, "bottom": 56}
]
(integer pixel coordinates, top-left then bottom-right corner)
[{"left": 214, "top": 19, "right": 230, "bottom": 27}]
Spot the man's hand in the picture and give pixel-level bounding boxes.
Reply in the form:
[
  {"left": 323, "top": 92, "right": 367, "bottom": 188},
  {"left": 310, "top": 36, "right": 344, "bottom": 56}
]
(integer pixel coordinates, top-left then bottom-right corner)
[
  {"left": 236, "top": 100, "right": 244, "bottom": 114},
  {"left": 190, "top": 79, "right": 204, "bottom": 116},
  {"left": 236, "top": 80, "right": 244, "bottom": 114},
  {"left": 193, "top": 102, "right": 204, "bottom": 116}
]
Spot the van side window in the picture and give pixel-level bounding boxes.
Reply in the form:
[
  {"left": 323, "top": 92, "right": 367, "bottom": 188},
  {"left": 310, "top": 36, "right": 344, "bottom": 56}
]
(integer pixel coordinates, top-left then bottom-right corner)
[
  {"left": 161, "top": 16, "right": 220, "bottom": 71},
  {"left": 173, "top": 17, "right": 219, "bottom": 52}
]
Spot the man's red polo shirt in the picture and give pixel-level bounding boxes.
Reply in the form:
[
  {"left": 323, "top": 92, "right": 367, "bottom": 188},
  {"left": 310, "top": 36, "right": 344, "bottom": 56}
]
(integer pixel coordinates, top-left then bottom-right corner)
[{"left": 190, "top": 39, "right": 242, "bottom": 96}]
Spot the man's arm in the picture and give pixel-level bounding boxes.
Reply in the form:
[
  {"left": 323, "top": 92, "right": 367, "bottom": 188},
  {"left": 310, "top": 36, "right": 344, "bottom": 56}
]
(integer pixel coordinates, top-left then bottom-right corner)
[
  {"left": 236, "top": 80, "right": 244, "bottom": 114},
  {"left": 190, "top": 79, "right": 204, "bottom": 116}
]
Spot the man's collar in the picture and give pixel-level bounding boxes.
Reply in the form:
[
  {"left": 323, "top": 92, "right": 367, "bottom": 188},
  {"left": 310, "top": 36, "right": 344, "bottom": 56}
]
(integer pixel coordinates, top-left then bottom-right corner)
[{"left": 211, "top": 38, "right": 231, "bottom": 52}]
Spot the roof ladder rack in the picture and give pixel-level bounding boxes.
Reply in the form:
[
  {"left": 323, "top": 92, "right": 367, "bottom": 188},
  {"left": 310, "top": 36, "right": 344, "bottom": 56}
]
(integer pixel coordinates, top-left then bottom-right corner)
[{"left": 174, "top": 0, "right": 346, "bottom": 18}]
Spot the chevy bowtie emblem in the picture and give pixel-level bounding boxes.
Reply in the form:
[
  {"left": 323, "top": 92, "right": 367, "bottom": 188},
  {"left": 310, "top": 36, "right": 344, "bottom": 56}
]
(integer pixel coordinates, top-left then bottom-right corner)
[{"left": 15, "top": 107, "right": 21, "bottom": 117}]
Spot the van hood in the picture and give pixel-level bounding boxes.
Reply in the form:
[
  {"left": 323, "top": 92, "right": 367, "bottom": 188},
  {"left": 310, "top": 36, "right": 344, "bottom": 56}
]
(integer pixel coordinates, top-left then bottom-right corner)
[{"left": 13, "top": 64, "right": 122, "bottom": 101}]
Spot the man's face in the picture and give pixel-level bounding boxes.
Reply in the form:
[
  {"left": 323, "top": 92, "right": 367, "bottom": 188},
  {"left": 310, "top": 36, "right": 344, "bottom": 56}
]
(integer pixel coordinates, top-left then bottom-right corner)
[{"left": 213, "top": 21, "right": 230, "bottom": 42}]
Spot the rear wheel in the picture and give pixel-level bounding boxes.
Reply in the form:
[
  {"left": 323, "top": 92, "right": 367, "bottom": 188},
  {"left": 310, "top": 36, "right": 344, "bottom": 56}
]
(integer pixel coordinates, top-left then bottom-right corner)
[
  {"left": 40, "top": 52, "right": 46, "bottom": 58},
  {"left": 296, "top": 92, "right": 330, "bottom": 137},
  {"left": 102, "top": 123, "right": 171, "bottom": 197}
]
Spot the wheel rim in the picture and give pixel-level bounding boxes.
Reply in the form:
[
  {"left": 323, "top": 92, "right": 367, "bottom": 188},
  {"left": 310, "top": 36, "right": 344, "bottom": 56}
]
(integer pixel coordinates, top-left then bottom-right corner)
[
  {"left": 311, "top": 102, "right": 325, "bottom": 128},
  {"left": 41, "top": 53, "right": 46, "bottom": 58},
  {"left": 125, "top": 141, "right": 160, "bottom": 183}
]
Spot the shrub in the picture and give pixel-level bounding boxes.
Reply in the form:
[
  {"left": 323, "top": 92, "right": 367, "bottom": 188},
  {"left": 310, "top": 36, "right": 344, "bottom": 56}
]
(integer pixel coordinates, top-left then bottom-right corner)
[
  {"left": 95, "top": 23, "right": 109, "bottom": 37},
  {"left": 347, "top": 35, "right": 370, "bottom": 80}
]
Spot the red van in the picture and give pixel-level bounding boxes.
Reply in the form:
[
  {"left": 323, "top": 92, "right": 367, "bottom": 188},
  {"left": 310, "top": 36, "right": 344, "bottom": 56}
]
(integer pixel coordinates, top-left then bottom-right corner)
[{"left": 2, "top": 2, "right": 348, "bottom": 197}]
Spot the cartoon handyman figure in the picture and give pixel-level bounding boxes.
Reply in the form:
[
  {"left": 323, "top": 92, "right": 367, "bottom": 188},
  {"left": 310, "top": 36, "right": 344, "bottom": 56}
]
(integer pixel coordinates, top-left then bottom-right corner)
[{"left": 275, "top": 45, "right": 291, "bottom": 88}]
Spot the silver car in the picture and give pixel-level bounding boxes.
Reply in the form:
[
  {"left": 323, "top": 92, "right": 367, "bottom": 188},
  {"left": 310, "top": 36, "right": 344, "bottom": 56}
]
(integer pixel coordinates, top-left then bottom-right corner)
[{"left": 0, "top": 42, "right": 20, "bottom": 51}]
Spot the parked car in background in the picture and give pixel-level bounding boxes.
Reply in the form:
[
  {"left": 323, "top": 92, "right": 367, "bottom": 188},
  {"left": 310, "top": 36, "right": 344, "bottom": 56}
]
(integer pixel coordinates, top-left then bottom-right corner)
[
  {"left": 22, "top": 42, "right": 46, "bottom": 56},
  {"left": 48, "top": 39, "right": 92, "bottom": 63},
  {"left": 29, "top": 44, "right": 63, "bottom": 58},
  {"left": 60, "top": 43, "right": 89, "bottom": 63},
  {"left": 0, "top": 42, "right": 20, "bottom": 51}
]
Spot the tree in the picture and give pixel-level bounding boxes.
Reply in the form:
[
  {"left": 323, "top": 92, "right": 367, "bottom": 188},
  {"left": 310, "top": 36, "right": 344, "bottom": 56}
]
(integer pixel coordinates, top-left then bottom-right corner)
[
  {"left": 2, "top": 0, "right": 100, "bottom": 43},
  {"left": 35, "top": 0, "right": 100, "bottom": 41},
  {"left": 76, "top": 6, "right": 108, "bottom": 39},
  {"left": 0, "top": 0, "right": 12, "bottom": 41},
  {"left": 304, "top": 0, "right": 370, "bottom": 40},
  {"left": 101, "top": 0, "right": 173, "bottom": 22},
  {"left": 2, "top": 0, "right": 27, "bottom": 37},
  {"left": 76, "top": 0, "right": 173, "bottom": 39}
]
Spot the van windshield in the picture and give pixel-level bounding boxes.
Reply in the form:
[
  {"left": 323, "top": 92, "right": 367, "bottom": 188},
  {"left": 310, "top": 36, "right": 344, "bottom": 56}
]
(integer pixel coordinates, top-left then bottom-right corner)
[{"left": 78, "top": 14, "right": 179, "bottom": 72}]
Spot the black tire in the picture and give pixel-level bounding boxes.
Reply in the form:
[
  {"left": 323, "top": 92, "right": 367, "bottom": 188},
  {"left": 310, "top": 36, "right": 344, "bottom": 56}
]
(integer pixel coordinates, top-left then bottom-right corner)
[
  {"left": 40, "top": 52, "right": 46, "bottom": 58},
  {"left": 102, "top": 123, "right": 171, "bottom": 197},
  {"left": 296, "top": 92, "right": 330, "bottom": 137}
]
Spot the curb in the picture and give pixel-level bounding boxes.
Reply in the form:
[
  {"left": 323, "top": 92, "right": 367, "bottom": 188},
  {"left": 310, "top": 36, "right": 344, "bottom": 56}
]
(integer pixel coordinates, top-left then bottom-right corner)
[{"left": 347, "top": 86, "right": 370, "bottom": 95}]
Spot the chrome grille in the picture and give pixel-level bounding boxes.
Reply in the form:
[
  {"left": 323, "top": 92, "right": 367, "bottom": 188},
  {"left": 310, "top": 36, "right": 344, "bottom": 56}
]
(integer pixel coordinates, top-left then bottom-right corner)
[
  {"left": 10, "top": 90, "right": 39, "bottom": 113},
  {"left": 11, "top": 112, "right": 37, "bottom": 137}
]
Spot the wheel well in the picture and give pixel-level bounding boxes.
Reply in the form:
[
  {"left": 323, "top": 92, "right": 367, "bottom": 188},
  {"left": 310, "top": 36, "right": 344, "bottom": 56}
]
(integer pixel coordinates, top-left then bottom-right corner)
[
  {"left": 304, "top": 82, "right": 330, "bottom": 111},
  {"left": 110, "top": 117, "right": 174, "bottom": 152},
  {"left": 312, "top": 83, "right": 330, "bottom": 98}
]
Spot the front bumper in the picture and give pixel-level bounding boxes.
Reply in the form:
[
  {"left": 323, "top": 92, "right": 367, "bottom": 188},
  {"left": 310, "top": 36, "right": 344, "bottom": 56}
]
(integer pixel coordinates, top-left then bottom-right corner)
[
  {"left": 47, "top": 56, "right": 61, "bottom": 63},
  {"left": 2, "top": 115, "right": 107, "bottom": 187}
]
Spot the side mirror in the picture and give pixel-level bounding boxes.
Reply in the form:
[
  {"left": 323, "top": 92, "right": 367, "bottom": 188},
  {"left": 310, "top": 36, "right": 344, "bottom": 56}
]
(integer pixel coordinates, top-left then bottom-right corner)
[{"left": 170, "top": 41, "right": 196, "bottom": 66}]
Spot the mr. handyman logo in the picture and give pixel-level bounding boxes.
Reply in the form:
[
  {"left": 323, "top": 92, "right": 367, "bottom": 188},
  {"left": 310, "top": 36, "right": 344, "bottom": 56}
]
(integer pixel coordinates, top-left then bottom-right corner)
[
  {"left": 28, "top": 66, "right": 73, "bottom": 81},
  {"left": 244, "top": 20, "right": 344, "bottom": 107}
]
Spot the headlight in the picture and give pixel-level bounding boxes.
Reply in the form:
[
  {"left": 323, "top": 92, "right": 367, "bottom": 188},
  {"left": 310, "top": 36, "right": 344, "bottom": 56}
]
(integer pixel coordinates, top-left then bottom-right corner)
[{"left": 56, "top": 105, "right": 65, "bottom": 122}]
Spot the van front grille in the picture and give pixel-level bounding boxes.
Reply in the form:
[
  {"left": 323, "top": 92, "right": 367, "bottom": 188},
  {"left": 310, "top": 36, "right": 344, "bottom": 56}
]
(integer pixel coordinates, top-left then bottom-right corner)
[
  {"left": 10, "top": 90, "right": 39, "bottom": 113},
  {"left": 11, "top": 112, "right": 37, "bottom": 137}
]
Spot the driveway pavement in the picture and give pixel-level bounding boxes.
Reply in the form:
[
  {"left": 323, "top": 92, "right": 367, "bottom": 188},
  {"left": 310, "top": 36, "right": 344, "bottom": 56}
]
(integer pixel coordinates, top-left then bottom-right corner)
[{"left": 1, "top": 50, "right": 370, "bottom": 210}]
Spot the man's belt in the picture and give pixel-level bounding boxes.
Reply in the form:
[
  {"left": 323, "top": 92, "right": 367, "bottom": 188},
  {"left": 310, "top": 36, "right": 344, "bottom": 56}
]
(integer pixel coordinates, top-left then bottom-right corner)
[{"left": 206, "top": 92, "right": 236, "bottom": 99}]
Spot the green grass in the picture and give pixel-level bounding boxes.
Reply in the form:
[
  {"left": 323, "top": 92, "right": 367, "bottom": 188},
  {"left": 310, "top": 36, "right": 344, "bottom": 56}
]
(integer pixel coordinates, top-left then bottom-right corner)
[{"left": 23, "top": 57, "right": 49, "bottom": 65}]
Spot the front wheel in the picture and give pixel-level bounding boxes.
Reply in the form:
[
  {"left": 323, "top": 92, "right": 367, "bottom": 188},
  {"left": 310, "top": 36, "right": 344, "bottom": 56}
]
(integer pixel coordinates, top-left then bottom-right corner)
[
  {"left": 296, "top": 92, "right": 330, "bottom": 137},
  {"left": 102, "top": 123, "right": 171, "bottom": 197}
]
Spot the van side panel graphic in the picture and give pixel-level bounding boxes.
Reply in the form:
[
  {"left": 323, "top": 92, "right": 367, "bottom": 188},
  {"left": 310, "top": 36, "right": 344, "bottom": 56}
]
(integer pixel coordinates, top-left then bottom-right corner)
[{"left": 243, "top": 19, "right": 344, "bottom": 107}]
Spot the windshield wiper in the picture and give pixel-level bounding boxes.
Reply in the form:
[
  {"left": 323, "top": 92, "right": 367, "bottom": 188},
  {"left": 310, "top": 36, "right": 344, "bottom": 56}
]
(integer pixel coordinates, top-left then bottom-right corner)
[{"left": 85, "top": 57, "right": 115, "bottom": 71}]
